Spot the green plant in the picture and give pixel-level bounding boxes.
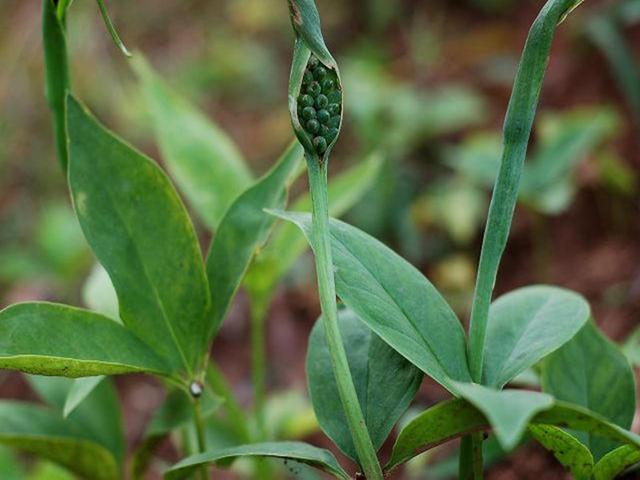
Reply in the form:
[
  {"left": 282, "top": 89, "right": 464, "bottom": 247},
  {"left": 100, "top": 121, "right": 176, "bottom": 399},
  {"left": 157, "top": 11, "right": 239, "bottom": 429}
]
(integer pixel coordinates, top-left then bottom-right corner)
[{"left": 3, "top": 1, "right": 639, "bottom": 479}]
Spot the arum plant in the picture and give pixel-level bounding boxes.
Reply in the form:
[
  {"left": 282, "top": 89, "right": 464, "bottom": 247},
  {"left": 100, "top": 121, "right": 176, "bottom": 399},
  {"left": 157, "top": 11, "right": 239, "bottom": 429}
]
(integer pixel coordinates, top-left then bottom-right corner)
[
  {"left": 201, "top": 1, "right": 635, "bottom": 479},
  {"left": 284, "top": 2, "right": 384, "bottom": 479}
]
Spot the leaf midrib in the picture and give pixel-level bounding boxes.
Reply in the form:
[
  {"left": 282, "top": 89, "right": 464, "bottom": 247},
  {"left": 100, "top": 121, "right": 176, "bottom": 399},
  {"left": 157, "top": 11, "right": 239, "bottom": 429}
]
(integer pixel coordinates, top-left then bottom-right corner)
[
  {"left": 100, "top": 173, "right": 192, "bottom": 375},
  {"left": 332, "top": 229, "right": 458, "bottom": 389}
]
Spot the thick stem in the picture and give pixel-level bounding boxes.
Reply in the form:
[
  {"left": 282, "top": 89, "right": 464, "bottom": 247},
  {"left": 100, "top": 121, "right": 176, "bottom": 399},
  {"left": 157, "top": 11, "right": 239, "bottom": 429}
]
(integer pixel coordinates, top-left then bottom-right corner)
[{"left": 307, "top": 159, "right": 383, "bottom": 480}]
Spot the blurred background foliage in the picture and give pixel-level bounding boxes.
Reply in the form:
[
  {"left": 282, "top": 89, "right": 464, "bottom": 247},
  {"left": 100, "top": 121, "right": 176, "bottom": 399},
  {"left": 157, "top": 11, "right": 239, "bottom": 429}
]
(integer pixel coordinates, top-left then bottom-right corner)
[{"left": 0, "top": 0, "right": 639, "bottom": 478}]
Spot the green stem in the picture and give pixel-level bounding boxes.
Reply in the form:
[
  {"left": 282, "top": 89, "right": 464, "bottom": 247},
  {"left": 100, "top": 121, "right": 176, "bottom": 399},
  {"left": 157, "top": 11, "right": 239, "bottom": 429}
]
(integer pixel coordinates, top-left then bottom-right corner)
[
  {"left": 250, "top": 299, "right": 268, "bottom": 441},
  {"left": 250, "top": 300, "right": 273, "bottom": 480},
  {"left": 192, "top": 397, "right": 208, "bottom": 480},
  {"left": 467, "top": 0, "right": 579, "bottom": 382},
  {"left": 459, "top": 434, "right": 483, "bottom": 479},
  {"left": 42, "top": 0, "right": 71, "bottom": 171},
  {"left": 206, "top": 364, "right": 251, "bottom": 442},
  {"left": 307, "top": 158, "right": 383, "bottom": 480}
]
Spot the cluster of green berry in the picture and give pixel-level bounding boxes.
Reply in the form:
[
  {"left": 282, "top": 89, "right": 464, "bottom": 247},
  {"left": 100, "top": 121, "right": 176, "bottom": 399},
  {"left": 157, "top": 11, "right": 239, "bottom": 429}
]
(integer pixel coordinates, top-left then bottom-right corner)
[{"left": 297, "top": 55, "right": 342, "bottom": 155}]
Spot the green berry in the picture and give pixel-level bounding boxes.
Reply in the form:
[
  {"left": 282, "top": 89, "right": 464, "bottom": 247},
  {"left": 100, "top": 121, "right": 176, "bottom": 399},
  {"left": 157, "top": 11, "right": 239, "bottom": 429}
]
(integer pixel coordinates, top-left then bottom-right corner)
[
  {"left": 317, "top": 109, "right": 330, "bottom": 124},
  {"left": 307, "top": 81, "right": 321, "bottom": 96},
  {"left": 306, "top": 119, "right": 320, "bottom": 134},
  {"left": 314, "top": 66, "right": 327, "bottom": 80},
  {"left": 329, "top": 115, "right": 340, "bottom": 128},
  {"left": 302, "top": 106, "right": 316, "bottom": 120},
  {"left": 326, "top": 127, "right": 339, "bottom": 142},
  {"left": 327, "top": 91, "right": 341, "bottom": 104},
  {"left": 301, "top": 94, "right": 314, "bottom": 107},
  {"left": 316, "top": 94, "right": 329, "bottom": 108},
  {"left": 328, "top": 103, "right": 340, "bottom": 115},
  {"left": 320, "top": 125, "right": 329, "bottom": 137},
  {"left": 309, "top": 56, "right": 319, "bottom": 69},
  {"left": 313, "top": 136, "right": 327, "bottom": 154},
  {"left": 321, "top": 79, "right": 335, "bottom": 92},
  {"left": 303, "top": 70, "right": 313, "bottom": 85}
]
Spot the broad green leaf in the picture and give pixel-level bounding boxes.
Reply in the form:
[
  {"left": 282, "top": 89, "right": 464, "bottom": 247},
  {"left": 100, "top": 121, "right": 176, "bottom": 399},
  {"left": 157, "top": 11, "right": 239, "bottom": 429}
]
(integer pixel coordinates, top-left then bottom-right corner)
[
  {"left": 28, "top": 376, "right": 124, "bottom": 466},
  {"left": 67, "top": 95, "right": 210, "bottom": 374},
  {"left": 245, "top": 153, "right": 383, "bottom": 305},
  {"left": 0, "top": 303, "right": 170, "bottom": 377},
  {"left": 63, "top": 376, "right": 105, "bottom": 417},
  {"left": 482, "top": 285, "right": 590, "bottom": 388},
  {"left": 307, "top": 308, "right": 422, "bottom": 460},
  {"left": 42, "top": 0, "right": 70, "bottom": 170},
  {"left": 0, "top": 401, "right": 119, "bottom": 480},
  {"left": 542, "top": 320, "right": 636, "bottom": 460},
  {"left": 164, "top": 442, "right": 350, "bottom": 480},
  {"left": 453, "top": 383, "right": 554, "bottom": 450},
  {"left": 205, "top": 141, "right": 303, "bottom": 338},
  {"left": 132, "top": 56, "right": 252, "bottom": 229},
  {"left": 594, "top": 445, "right": 640, "bottom": 480},
  {"left": 528, "top": 425, "right": 593, "bottom": 480},
  {"left": 387, "top": 398, "right": 640, "bottom": 470},
  {"left": 270, "top": 211, "right": 471, "bottom": 392}
]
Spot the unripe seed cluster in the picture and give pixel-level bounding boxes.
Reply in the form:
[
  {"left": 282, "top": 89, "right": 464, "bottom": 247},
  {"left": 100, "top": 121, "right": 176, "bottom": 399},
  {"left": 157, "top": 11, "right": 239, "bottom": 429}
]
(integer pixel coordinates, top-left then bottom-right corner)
[{"left": 297, "top": 55, "right": 342, "bottom": 155}]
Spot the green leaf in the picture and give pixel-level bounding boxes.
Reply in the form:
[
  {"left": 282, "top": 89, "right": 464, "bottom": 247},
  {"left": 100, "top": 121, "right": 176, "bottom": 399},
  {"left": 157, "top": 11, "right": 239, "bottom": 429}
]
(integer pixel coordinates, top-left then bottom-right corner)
[
  {"left": 0, "top": 401, "right": 119, "bottom": 480},
  {"left": 386, "top": 398, "right": 488, "bottom": 470},
  {"left": 132, "top": 56, "right": 252, "bottom": 229},
  {"left": 82, "top": 263, "right": 120, "bottom": 322},
  {"left": 307, "top": 307, "right": 422, "bottom": 460},
  {"left": 42, "top": 0, "right": 70, "bottom": 170},
  {"left": 623, "top": 326, "right": 640, "bottom": 367},
  {"left": 0, "top": 303, "right": 170, "bottom": 377},
  {"left": 528, "top": 425, "right": 593, "bottom": 480},
  {"left": 67, "top": 95, "right": 210, "bottom": 375},
  {"left": 387, "top": 397, "right": 640, "bottom": 470},
  {"left": 28, "top": 375, "right": 124, "bottom": 466},
  {"left": 287, "top": 0, "right": 335, "bottom": 68},
  {"left": 542, "top": 320, "right": 637, "bottom": 460},
  {"left": 164, "top": 442, "right": 350, "bottom": 480},
  {"left": 593, "top": 445, "right": 640, "bottom": 480},
  {"left": 586, "top": 15, "right": 640, "bottom": 125},
  {"left": 246, "top": 153, "right": 383, "bottom": 306},
  {"left": 63, "top": 376, "right": 105, "bottom": 417},
  {"left": 482, "top": 285, "right": 590, "bottom": 388},
  {"left": 520, "top": 107, "right": 619, "bottom": 213},
  {"left": 453, "top": 383, "right": 555, "bottom": 451},
  {"left": 269, "top": 211, "right": 471, "bottom": 392},
  {"left": 205, "top": 141, "right": 303, "bottom": 338}
]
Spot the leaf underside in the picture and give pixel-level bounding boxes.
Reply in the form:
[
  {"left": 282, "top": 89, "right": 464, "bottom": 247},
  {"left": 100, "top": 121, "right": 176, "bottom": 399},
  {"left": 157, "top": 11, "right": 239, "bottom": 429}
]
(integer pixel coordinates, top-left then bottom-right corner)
[{"left": 307, "top": 307, "right": 422, "bottom": 460}]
